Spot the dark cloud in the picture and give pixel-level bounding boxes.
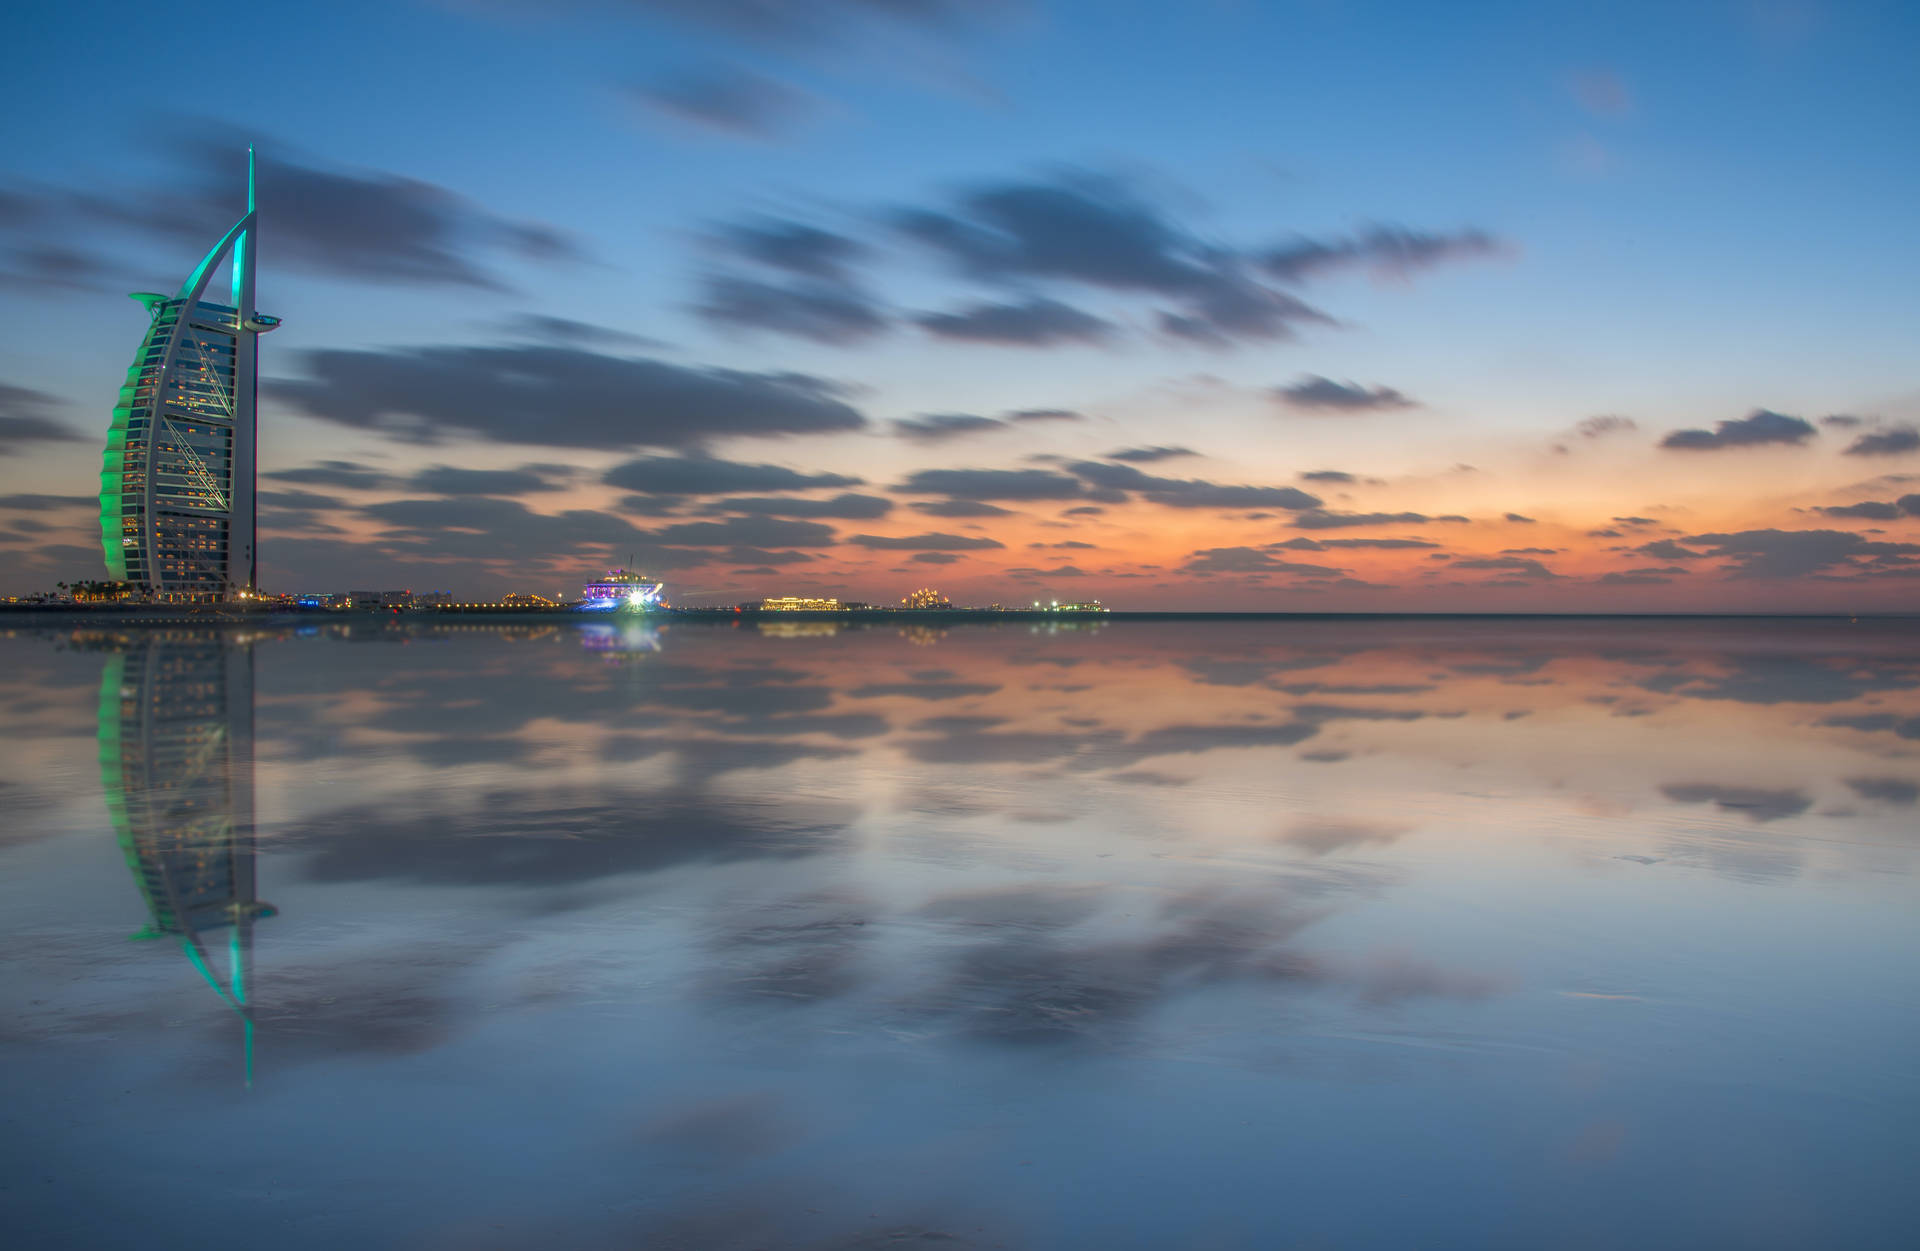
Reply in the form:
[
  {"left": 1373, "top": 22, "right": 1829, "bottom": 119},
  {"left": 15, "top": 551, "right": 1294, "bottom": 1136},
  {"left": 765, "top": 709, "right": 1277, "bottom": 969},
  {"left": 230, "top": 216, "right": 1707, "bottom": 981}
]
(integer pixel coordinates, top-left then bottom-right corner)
[
  {"left": 1061, "top": 505, "right": 1104, "bottom": 516},
  {"left": 263, "top": 459, "right": 397, "bottom": 491},
  {"left": 1844, "top": 425, "right": 1920, "bottom": 457},
  {"left": 909, "top": 499, "right": 1015, "bottom": 518},
  {"left": 1454, "top": 556, "right": 1560, "bottom": 579},
  {"left": 644, "top": 516, "right": 839, "bottom": 548},
  {"left": 258, "top": 489, "right": 346, "bottom": 512},
  {"left": 1183, "top": 547, "right": 1344, "bottom": 575},
  {"left": 713, "top": 493, "right": 892, "bottom": 519},
  {"left": 1292, "top": 510, "right": 1462, "bottom": 530},
  {"left": 1504, "top": 512, "right": 1536, "bottom": 523},
  {"left": 1661, "top": 783, "right": 1811, "bottom": 823},
  {"left": 1634, "top": 538, "right": 1709, "bottom": 561},
  {"left": 406, "top": 464, "right": 571, "bottom": 496},
  {"left": 913, "top": 296, "right": 1114, "bottom": 346},
  {"left": 711, "top": 218, "right": 866, "bottom": 282},
  {"left": 66, "top": 136, "right": 586, "bottom": 291},
  {"left": 605, "top": 455, "right": 861, "bottom": 496},
  {"left": 1278, "top": 537, "right": 1439, "bottom": 550},
  {"left": 494, "top": 313, "right": 659, "bottom": 348},
  {"left": 273, "top": 344, "right": 867, "bottom": 449},
  {"left": 1259, "top": 224, "right": 1502, "bottom": 283},
  {"left": 1299, "top": 470, "right": 1356, "bottom": 483},
  {"left": 891, "top": 413, "right": 1007, "bottom": 442},
  {"left": 846, "top": 532, "right": 1004, "bottom": 551},
  {"left": 891, "top": 173, "right": 1336, "bottom": 345},
  {"left": 1064, "top": 460, "right": 1322, "bottom": 510},
  {"left": 1272, "top": 375, "right": 1417, "bottom": 413},
  {"left": 1820, "top": 714, "right": 1920, "bottom": 739},
  {"left": 695, "top": 273, "right": 889, "bottom": 344},
  {"left": 612, "top": 0, "right": 1018, "bottom": 48},
  {"left": 1676, "top": 528, "right": 1920, "bottom": 579},
  {"left": 0, "top": 493, "right": 93, "bottom": 511},
  {"left": 1105, "top": 445, "right": 1196, "bottom": 463},
  {"left": 1814, "top": 500, "right": 1903, "bottom": 521},
  {"left": 629, "top": 66, "right": 818, "bottom": 140},
  {"left": 1660, "top": 409, "right": 1816, "bottom": 451},
  {"left": 1576, "top": 414, "right": 1637, "bottom": 439},
  {"left": 1597, "top": 567, "right": 1684, "bottom": 585},
  {"left": 1006, "top": 408, "right": 1084, "bottom": 422},
  {"left": 0, "top": 383, "right": 84, "bottom": 449},
  {"left": 909, "top": 551, "right": 961, "bottom": 564},
  {"left": 897, "top": 467, "right": 1089, "bottom": 501}
]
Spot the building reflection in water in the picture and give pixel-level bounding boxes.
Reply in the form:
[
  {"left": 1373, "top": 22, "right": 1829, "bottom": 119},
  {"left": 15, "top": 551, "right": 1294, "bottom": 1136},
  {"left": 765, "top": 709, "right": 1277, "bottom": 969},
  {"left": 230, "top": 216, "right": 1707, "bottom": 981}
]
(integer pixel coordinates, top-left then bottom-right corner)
[{"left": 96, "top": 630, "right": 270, "bottom": 1085}]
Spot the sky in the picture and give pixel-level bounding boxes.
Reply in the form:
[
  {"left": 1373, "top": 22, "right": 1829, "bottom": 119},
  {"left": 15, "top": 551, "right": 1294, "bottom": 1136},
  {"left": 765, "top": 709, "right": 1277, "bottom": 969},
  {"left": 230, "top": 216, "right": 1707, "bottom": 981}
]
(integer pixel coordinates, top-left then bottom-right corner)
[{"left": 2, "top": 0, "right": 1918, "bottom": 610}]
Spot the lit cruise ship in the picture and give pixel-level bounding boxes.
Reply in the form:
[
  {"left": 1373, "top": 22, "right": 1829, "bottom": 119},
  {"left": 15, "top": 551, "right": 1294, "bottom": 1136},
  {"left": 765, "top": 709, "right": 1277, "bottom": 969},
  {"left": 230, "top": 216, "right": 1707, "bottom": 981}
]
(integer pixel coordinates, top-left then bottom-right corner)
[{"left": 580, "top": 569, "right": 665, "bottom": 610}]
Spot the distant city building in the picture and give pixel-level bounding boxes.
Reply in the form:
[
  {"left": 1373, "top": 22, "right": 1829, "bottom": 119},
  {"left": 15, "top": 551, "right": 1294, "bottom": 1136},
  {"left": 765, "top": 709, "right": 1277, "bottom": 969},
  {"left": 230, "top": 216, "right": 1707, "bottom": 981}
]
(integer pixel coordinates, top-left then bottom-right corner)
[
  {"left": 1032, "top": 599, "right": 1109, "bottom": 613},
  {"left": 413, "top": 590, "right": 452, "bottom": 608},
  {"left": 581, "top": 568, "right": 664, "bottom": 610},
  {"left": 902, "top": 587, "right": 952, "bottom": 609},
  {"left": 349, "top": 590, "right": 414, "bottom": 610},
  {"left": 101, "top": 151, "right": 279, "bottom": 602},
  {"left": 501, "top": 593, "right": 557, "bottom": 608},
  {"left": 762, "top": 596, "right": 844, "bottom": 611}
]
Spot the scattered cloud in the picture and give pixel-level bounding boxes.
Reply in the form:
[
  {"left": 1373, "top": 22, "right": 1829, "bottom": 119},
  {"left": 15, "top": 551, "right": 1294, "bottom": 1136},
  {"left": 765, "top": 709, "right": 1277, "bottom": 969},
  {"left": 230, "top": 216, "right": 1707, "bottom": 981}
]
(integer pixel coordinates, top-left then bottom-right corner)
[
  {"left": 909, "top": 499, "right": 1015, "bottom": 518},
  {"left": 1844, "top": 425, "right": 1920, "bottom": 457},
  {"left": 695, "top": 273, "right": 889, "bottom": 344},
  {"left": 1676, "top": 528, "right": 1920, "bottom": 578},
  {"left": 890, "top": 172, "right": 1347, "bottom": 346},
  {"left": 0, "top": 382, "right": 85, "bottom": 449},
  {"left": 710, "top": 218, "right": 867, "bottom": 282},
  {"left": 1272, "top": 375, "right": 1417, "bottom": 413},
  {"left": 891, "top": 413, "right": 1008, "bottom": 442},
  {"left": 1660, "top": 409, "right": 1816, "bottom": 451},
  {"left": 60, "top": 133, "right": 586, "bottom": 291},
  {"left": 629, "top": 66, "right": 820, "bottom": 140},
  {"left": 1454, "top": 555, "right": 1561, "bottom": 579},
  {"left": 406, "top": 464, "right": 573, "bottom": 496},
  {"left": 605, "top": 456, "right": 861, "bottom": 496},
  {"left": 914, "top": 296, "right": 1114, "bottom": 346},
  {"left": 1813, "top": 500, "right": 1903, "bottom": 521},
  {"left": 1259, "top": 225, "right": 1502, "bottom": 284},
  {"left": 847, "top": 532, "right": 1005, "bottom": 551},
  {"left": 1293, "top": 510, "right": 1466, "bottom": 530},
  {"left": 1005, "top": 408, "right": 1084, "bottom": 423},
  {"left": 898, "top": 466, "right": 1088, "bottom": 501},
  {"left": 1105, "top": 446, "right": 1197, "bottom": 463},
  {"left": 1183, "top": 547, "right": 1343, "bottom": 575},
  {"left": 264, "top": 459, "right": 397, "bottom": 491},
  {"left": 713, "top": 493, "right": 893, "bottom": 519},
  {"left": 273, "top": 344, "right": 867, "bottom": 449}
]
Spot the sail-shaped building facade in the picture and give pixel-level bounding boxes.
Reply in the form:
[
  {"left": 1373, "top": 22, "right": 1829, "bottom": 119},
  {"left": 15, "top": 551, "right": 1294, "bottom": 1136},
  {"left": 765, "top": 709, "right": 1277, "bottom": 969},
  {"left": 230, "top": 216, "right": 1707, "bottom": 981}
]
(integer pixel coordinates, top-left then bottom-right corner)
[{"left": 101, "top": 152, "right": 278, "bottom": 600}]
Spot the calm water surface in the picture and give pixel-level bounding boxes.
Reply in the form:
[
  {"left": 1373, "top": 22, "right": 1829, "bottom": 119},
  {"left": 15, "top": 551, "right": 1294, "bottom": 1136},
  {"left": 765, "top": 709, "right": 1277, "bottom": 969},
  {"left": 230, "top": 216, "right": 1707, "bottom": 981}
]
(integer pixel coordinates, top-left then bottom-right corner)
[{"left": 3, "top": 617, "right": 1917, "bottom": 1249}]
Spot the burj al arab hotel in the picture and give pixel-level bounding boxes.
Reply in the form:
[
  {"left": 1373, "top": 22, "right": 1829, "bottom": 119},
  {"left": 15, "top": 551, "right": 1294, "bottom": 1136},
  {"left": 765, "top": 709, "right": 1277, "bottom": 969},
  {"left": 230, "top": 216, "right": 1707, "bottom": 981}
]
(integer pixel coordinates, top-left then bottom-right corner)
[{"left": 101, "top": 152, "right": 279, "bottom": 600}]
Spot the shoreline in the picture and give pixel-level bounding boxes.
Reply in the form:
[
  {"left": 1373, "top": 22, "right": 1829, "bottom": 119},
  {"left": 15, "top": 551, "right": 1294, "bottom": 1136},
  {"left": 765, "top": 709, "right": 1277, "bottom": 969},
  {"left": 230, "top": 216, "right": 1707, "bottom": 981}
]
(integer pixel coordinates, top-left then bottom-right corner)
[{"left": 1, "top": 604, "right": 1913, "bottom": 624}]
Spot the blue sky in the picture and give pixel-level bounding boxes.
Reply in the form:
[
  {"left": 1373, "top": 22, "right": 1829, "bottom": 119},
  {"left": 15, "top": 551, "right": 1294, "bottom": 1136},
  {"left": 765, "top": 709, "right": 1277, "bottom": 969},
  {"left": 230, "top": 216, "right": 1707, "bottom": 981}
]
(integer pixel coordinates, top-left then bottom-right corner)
[{"left": 3, "top": 0, "right": 1917, "bottom": 605}]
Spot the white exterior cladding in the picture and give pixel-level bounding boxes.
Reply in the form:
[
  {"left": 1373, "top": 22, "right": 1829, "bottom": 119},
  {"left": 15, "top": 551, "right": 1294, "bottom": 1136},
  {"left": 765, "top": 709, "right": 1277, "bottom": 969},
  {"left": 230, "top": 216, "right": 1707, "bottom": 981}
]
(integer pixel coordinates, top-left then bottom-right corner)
[{"left": 101, "top": 151, "right": 277, "bottom": 600}]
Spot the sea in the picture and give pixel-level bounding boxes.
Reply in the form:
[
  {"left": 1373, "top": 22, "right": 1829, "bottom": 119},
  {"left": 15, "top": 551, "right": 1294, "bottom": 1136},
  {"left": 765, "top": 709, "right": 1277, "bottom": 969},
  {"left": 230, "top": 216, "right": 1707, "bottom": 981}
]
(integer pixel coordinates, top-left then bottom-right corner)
[{"left": 2, "top": 615, "right": 1916, "bottom": 1250}]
